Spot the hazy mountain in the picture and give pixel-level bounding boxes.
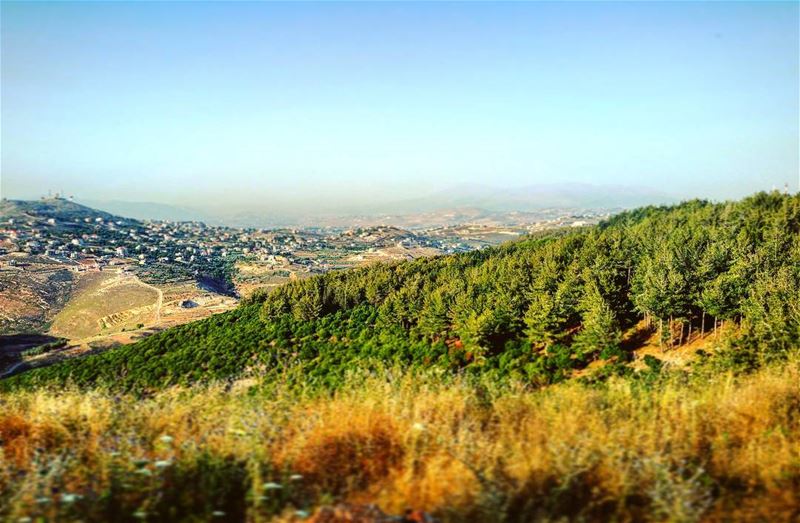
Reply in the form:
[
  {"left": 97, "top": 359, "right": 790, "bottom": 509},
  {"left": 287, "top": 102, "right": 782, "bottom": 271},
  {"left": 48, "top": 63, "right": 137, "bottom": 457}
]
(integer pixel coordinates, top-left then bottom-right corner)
[
  {"left": 51, "top": 183, "right": 676, "bottom": 228},
  {"left": 389, "top": 183, "right": 677, "bottom": 214},
  {"left": 78, "top": 199, "right": 210, "bottom": 223},
  {"left": 215, "top": 182, "right": 676, "bottom": 227}
]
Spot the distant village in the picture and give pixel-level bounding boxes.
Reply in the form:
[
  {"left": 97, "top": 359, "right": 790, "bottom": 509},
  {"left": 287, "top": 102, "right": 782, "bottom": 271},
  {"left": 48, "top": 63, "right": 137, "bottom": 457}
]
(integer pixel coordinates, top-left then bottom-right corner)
[{"left": 0, "top": 195, "right": 610, "bottom": 293}]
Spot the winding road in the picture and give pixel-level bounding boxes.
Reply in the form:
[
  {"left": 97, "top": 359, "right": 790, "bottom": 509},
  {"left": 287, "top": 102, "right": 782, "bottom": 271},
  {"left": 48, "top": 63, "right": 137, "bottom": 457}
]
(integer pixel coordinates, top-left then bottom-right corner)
[{"left": 133, "top": 277, "right": 164, "bottom": 323}]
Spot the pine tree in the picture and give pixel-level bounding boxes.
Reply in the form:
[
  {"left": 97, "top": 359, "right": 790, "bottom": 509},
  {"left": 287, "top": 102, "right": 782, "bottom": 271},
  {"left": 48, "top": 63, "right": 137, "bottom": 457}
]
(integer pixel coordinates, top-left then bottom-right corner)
[{"left": 573, "top": 279, "right": 622, "bottom": 359}]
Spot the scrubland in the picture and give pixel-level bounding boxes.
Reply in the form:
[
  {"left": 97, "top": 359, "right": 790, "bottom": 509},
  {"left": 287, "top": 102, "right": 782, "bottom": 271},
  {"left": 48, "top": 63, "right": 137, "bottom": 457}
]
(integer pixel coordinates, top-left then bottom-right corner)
[{"left": 2, "top": 360, "right": 798, "bottom": 522}]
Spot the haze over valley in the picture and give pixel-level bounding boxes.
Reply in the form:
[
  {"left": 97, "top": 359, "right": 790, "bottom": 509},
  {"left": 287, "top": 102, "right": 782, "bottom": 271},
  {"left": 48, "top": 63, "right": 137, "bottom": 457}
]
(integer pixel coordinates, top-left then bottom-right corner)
[{"left": 67, "top": 182, "right": 675, "bottom": 228}]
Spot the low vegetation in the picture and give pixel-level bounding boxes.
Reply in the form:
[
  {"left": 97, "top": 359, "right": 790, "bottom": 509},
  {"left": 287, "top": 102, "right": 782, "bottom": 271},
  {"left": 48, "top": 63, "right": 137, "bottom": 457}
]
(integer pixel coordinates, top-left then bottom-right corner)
[
  {"left": 4, "top": 192, "right": 798, "bottom": 392},
  {"left": 1, "top": 361, "right": 798, "bottom": 522},
  {"left": 19, "top": 339, "right": 68, "bottom": 359}
]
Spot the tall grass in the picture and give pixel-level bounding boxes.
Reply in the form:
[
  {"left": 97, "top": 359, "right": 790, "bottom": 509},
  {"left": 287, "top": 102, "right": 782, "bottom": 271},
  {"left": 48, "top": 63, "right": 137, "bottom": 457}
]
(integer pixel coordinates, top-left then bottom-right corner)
[{"left": 1, "top": 362, "right": 799, "bottom": 522}]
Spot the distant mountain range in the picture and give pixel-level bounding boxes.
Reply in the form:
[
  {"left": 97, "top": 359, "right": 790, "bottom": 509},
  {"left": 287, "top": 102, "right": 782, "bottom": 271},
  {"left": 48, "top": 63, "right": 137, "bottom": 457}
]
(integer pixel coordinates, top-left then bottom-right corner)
[
  {"left": 53, "top": 183, "right": 675, "bottom": 227},
  {"left": 77, "top": 199, "right": 212, "bottom": 223},
  {"left": 396, "top": 183, "right": 675, "bottom": 213}
]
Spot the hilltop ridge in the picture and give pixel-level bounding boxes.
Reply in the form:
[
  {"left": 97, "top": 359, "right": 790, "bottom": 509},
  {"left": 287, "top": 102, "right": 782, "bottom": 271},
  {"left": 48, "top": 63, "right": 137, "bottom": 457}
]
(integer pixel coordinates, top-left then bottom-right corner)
[{"left": 1, "top": 197, "right": 124, "bottom": 224}]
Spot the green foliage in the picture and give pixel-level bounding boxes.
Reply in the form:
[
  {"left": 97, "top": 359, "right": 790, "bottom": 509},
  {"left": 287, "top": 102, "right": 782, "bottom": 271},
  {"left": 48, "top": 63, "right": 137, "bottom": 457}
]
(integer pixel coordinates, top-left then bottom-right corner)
[
  {"left": 572, "top": 279, "right": 622, "bottom": 359},
  {"left": 20, "top": 338, "right": 68, "bottom": 358},
  {"left": 4, "top": 192, "right": 799, "bottom": 393},
  {"left": 644, "top": 354, "right": 664, "bottom": 373}
]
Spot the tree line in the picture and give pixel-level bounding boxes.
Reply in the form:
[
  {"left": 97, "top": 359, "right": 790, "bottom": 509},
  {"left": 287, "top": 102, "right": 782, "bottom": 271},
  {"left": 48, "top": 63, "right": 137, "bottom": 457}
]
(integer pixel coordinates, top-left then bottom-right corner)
[
  {"left": 4, "top": 192, "right": 798, "bottom": 392},
  {"left": 259, "top": 192, "right": 799, "bottom": 360}
]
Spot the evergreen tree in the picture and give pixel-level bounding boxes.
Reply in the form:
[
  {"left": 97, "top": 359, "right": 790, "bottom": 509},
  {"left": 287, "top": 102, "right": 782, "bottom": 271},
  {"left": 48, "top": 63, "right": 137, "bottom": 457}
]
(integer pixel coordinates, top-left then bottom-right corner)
[{"left": 573, "top": 279, "right": 622, "bottom": 359}]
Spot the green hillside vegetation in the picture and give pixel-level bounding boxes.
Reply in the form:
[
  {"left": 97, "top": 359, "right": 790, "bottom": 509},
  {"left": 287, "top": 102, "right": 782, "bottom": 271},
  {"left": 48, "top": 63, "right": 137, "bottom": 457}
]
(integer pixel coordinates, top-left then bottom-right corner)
[
  {"left": 0, "top": 198, "right": 118, "bottom": 223},
  {"left": 2, "top": 193, "right": 800, "bottom": 522},
  {"left": 3, "top": 192, "right": 799, "bottom": 392}
]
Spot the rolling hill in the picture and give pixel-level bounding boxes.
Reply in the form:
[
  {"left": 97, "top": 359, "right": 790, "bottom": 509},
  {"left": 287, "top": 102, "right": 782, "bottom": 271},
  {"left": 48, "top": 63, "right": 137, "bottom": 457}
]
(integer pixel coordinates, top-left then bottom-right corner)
[
  {"left": 5, "top": 191, "right": 798, "bottom": 392},
  {"left": 2, "top": 192, "right": 799, "bottom": 523},
  {"left": 1, "top": 197, "right": 121, "bottom": 224}
]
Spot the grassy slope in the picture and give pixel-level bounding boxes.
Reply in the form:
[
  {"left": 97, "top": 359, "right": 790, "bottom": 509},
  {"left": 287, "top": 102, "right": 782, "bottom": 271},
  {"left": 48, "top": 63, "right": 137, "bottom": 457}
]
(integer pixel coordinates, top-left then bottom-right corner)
[{"left": 49, "top": 271, "right": 159, "bottom": 339}]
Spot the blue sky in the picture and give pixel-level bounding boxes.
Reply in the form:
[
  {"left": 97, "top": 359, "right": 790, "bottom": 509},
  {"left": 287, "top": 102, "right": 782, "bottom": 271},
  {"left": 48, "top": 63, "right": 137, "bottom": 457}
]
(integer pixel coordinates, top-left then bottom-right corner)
[{"left": 1, "top": 1, "right": 798, "bottom": 211}]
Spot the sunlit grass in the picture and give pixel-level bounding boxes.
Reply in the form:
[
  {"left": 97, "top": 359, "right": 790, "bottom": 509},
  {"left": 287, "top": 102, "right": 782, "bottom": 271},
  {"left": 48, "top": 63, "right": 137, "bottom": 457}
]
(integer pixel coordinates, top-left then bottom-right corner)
[{"left": 1, "top": 361, "right": 799, "bottom": 522}]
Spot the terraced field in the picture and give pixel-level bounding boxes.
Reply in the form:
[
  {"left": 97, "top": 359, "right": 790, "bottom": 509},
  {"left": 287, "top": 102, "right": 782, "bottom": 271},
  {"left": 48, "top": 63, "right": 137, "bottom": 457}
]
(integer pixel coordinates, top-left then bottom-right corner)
[{"left": 49, "top": 270, "right": 159, "bottom": 340}]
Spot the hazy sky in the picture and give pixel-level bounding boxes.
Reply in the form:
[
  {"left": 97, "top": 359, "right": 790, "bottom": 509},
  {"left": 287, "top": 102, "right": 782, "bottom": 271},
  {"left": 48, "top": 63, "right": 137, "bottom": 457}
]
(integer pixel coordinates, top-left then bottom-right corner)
[{"left": 2, "top": 1, "right": 798, "bottom": 211}]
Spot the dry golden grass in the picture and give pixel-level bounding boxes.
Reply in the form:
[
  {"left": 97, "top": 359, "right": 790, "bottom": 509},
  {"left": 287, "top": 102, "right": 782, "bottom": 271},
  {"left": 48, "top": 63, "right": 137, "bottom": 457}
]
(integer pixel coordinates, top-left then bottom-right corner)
[{"left": 1, "top": 361, "right": 799, "bottom": 522}]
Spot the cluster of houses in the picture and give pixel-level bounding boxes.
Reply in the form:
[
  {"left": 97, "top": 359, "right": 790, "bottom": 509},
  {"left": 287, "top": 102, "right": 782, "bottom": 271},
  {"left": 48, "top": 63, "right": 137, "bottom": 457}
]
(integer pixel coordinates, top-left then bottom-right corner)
[
  {"left": 1, "top": 209, "right": 439, "bottom": 279},
  {"left": 1, "top": 198, "right": 610, "bottom": 286}
]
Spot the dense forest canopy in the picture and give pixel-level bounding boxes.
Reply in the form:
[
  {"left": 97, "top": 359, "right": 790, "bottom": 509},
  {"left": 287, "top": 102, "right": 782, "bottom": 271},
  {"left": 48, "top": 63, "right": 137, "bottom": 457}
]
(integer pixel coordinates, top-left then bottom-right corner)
[{"left": 4, "top": 192, "right": 799, "bottom": 392}]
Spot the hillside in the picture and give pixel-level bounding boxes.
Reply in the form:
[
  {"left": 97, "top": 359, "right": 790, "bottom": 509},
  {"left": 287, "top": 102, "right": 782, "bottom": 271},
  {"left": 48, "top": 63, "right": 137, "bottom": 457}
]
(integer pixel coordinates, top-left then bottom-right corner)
[
  {"left": 5, "top": 192, "right": 799, "bottom": 392},
  {"left": 0, "top": 199, "right": 134, "bottom": 333},
  {"left": 2, "top": 192, "right": 799, "bottom": 523},
  {"left": 0, "top": 197, "right": 122, "bottom": 224},
  {"left": 0, "top": 199, "right": 241, "bottom": 373}
]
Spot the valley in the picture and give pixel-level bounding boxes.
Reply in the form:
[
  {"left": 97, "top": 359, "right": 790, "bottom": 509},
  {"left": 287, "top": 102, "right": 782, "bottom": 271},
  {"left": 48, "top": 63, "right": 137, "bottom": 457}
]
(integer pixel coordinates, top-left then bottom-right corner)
[
  {"left": 0, "top": 197, "right": 602, "bottom": 376},
  {"left": 3, "top": 2, "right": 796, "bottom": 520},
  {"left": 1, "top": 192, "right": 798, "bottom": 522}
]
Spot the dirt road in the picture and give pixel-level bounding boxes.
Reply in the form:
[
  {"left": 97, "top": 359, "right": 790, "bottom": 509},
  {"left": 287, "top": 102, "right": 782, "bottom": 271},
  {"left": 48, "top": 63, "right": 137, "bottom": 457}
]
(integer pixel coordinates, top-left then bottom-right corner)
[{"left": 133, "top": 277, "right": 164, "bottom": 323}]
